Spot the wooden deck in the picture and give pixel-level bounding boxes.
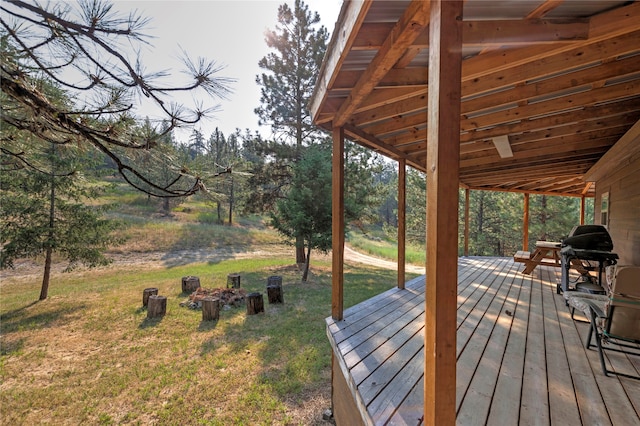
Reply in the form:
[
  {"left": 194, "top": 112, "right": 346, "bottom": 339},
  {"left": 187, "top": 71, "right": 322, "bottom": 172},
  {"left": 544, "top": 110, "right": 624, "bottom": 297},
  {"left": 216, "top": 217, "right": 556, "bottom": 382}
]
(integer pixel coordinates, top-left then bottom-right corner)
[{"left": 326, "top": 257, "right": 640, "bottom": 425}]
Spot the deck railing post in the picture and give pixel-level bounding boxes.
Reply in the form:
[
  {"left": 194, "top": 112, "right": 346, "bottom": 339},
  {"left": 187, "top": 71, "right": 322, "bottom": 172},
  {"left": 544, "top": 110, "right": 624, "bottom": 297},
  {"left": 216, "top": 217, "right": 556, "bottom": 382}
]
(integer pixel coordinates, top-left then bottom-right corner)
[
  {"left": 424, "top": 1, "right": 463, "bottom": 425},
  {"left": 332, "top": 126, "right": 345, "bottom": 321},
  {"left": 398, "top": 158, "right": 406, "bottom": 289},
  {"left": 464, "top": 188, "right": 470, "bottom": 257},
  {"left": 523, "top": 193, "right": 530, "bottom": 251}
]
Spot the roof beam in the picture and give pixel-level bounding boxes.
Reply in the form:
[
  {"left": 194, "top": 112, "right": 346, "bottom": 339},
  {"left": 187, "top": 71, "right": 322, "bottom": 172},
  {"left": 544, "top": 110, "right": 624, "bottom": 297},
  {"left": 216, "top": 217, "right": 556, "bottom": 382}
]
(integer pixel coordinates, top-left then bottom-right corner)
[
  {"left": 352, "top": 18, "right": 588, "bottom": 50},
  {"left": 360, "top": 77, "right": 640, "bottom": 139},
  {"left": 309, "top": 1, "right": 371, "bottom": 121},
  {"left": 584, "top": 118, "right": 640, "bottom": 181},
  {"left": 458, "top": 99, "right": 640, "bottom": 144},
  {"left": 464, "top": 185, "right": 591, "bottom": 197},
  {"left": 381, "top": 99, "right": 640, "bottom": 149},
  {"left": 460, "top": 79, "right": 640, "bottom": 132},
  {"left": 344, "top": 37, "right": 640, "bottom": 128},
  {"left": 461, "top": 53, "right": 640, "bottom": 116},
  {"left": 526, "top": 0, "right": 564, "bottom": 19},
  {"left": 333, "top": 0, "right": 431, "bottom": 127},
  {"left": 462, "top": 18, "right": 588, "bottom": 46},
  {"left": 462, "top": 30, "right": 640, "bottom": 99},
  {"left": 461, "top": 2, "right": 640, "bottom": 80},
  {"left": 342, "top": 123, "right": 420, "bottom": 168}
]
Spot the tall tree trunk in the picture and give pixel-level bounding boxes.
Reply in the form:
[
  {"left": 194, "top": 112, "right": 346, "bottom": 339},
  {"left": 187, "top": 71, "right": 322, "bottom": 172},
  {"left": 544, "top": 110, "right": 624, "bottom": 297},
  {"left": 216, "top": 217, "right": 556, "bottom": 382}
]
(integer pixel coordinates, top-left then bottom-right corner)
[
  {"left": 296, "top": 237, "right": 306, "bottom": 264},
  {"left": 477, "top": 192, "right": 484, "bottom": 233},
  {"left": 40, "top": 246, "right": 52, "bottom": 300},
  {"left": 217, "top": 201, "right": 222, "bottom": 224},
  {"left": 301, "top": 244, "right": 311, "bottom": 282},
  {"left": 540, "top": 195, "right": 548, "bottom": 240},
  {"left": 228, "top": 176, "right": 234, "bottom": 226},
  {"left": 295, "top": 110, "right": 305, "bottom": 264},
  {"left": 40, "top": 167, "right": 55, "bottom": 300}
]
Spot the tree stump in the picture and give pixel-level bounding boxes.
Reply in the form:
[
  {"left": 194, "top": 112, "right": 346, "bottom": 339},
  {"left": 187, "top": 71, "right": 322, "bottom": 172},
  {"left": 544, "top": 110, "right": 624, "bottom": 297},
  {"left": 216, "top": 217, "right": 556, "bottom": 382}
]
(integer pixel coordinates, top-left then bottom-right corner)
[
  {"left": 202, "top": 297, "right": 220, "bottom": 321},
  {"left": 147, "top": 295, "right": 167, "bottom": 318},
  {"left": 227, "top": 273, "right": 241, "bottom": 289},
  {"left": 142, "top": 287, "right": 158, "bottom": 307},
  {"left": 267, "top": 285, "right": 284, "bottom": 304},
  {"left": 181, "top": 276, "right": 200, "bottom": 293},
  {"left": 267, "top": 275, "right": 282, "bottom": 288},
  {"left": 246, "top": 292, "right": 264, "bottom": 315}
]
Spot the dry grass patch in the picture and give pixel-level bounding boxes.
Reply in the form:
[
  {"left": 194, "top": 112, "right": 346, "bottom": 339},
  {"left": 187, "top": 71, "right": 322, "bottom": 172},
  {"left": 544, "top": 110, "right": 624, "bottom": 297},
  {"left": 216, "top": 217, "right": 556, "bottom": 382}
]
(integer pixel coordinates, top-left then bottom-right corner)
[{"left": 1, "top": 256, "right": 399, "bottom": 425}]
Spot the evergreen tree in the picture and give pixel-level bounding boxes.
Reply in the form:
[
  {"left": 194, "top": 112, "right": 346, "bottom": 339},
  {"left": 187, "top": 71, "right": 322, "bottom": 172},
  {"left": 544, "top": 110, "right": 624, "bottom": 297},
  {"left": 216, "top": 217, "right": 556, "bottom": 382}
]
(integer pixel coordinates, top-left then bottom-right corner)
[
  {"left": 463, "top": 190, "right": 521, "bottom": 256},
  {"left": 188, "top": 129, "right": 206, "bottom": 160},
  {"left": 377, "top": 164, "right": 399, "bottom": 229},
  {"left": 270, "top": 144, "right": 332, "bottom": 281},
  {"left": 405, "top": 169, "right": 427, "bottom": 244},
  {"left": 344, "top": 142, "right": 387, "bottom": 226},
  {"left": 198, "top": 128, "right": 242, "bottom": 225},
  {"left": 1, "top": 131, "right": 120, "bottom": 300},
  {"left": 529, "top": 194, "right": 581, "bottom": 248},
  {"left": 253, "top": 0, "right": 328, "bottom": 264}
]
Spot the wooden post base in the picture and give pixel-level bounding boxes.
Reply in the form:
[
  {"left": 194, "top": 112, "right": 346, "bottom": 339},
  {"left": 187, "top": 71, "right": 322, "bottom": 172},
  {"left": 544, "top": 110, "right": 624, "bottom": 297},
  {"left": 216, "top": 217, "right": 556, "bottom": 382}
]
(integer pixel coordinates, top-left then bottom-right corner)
[
  {"left": 202, "top": 297, "right": 220, "bottom": 321},
  {"left": 246, "top": 292, "right": 264, "bottom": 315},
  {"left": 267, "top": 285, "right": 284, "bottom": 304},
  {"left": 143, "top": 287, "right": 158, "bottom": 307},
  {"left": 147, "top": 295, "right": 167, "bottom": 318},
  {"left": 227, "top": 273, "right": 241, "bottom": 289},
  {"left": 181, "top": 276, "right": 201, "bottom": 293}
]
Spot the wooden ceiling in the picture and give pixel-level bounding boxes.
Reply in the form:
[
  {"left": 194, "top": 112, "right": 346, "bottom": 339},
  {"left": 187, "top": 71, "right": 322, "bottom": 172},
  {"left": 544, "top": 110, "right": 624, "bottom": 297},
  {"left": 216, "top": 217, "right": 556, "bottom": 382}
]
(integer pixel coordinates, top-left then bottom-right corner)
[{"left": 310, "top": 0, "right": 640, "bottom": 197}]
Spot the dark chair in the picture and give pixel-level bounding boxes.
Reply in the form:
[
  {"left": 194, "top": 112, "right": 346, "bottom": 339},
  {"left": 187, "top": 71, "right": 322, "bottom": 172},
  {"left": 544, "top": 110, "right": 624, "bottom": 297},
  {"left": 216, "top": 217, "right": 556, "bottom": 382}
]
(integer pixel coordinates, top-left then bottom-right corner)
[{"left": 583, "top": 266, "right": 640, "bottom": 379}]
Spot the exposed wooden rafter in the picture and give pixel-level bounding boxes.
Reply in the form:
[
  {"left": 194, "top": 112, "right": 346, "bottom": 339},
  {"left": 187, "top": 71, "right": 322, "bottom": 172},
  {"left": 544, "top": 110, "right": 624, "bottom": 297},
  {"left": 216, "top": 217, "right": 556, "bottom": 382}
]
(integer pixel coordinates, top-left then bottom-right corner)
[
  {"left": 311, "top": 1, "right": 640, "bottom": 197},
  {"left": 332, "top": 0, "right": 431, "bottom": 127}
]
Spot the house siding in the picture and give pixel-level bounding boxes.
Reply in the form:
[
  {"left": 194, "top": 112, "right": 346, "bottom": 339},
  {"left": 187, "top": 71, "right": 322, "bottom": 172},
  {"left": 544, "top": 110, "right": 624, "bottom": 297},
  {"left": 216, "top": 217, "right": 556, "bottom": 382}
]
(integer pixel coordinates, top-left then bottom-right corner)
[{"left": 594, "top": 149, "right": 640, "bottom": 266}]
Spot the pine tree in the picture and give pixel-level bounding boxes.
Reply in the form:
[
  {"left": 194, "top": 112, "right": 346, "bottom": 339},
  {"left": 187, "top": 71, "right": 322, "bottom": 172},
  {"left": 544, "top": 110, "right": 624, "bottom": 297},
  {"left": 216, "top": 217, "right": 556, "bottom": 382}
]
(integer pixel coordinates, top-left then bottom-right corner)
[
  {"left": 270, "top": 144, "right": 332, "bottom": 281},
  {"left": 253, "top": 0, "right": 328, "bottom": 264},
  {"left": 0, "top": 131, "right": 120, "bottom": 300},
  {"left": 1, "top": 0, "right": 233, "bottom": 198}
]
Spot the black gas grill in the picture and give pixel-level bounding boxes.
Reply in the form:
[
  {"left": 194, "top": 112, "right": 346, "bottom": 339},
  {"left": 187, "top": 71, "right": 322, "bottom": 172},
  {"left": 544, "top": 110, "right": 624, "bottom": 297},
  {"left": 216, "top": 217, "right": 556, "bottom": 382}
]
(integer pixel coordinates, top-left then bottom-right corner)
[{"left": 558, "top": 225, "right": 618, "bottom": 294}]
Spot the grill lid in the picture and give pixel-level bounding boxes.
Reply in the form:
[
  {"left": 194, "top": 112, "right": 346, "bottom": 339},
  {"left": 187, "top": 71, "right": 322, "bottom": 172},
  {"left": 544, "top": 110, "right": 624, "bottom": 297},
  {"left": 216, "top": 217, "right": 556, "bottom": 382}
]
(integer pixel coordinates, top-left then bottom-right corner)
[{"left": 562, "top": 225, "right": 613, "bottom": 251}]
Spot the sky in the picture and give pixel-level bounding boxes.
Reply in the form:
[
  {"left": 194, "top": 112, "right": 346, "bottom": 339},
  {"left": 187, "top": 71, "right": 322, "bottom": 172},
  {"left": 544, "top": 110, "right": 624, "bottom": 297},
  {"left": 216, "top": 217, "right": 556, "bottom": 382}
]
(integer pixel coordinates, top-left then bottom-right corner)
[{"left": 113, "top": 0, "right": 343, "bottom": 142}]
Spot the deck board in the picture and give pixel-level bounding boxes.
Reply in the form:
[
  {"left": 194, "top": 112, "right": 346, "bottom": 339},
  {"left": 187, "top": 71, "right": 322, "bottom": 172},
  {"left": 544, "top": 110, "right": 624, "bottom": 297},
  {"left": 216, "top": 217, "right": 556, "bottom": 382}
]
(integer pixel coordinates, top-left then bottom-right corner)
[
  {"left": 486, "top": 262, "right": 529, "bottom": 426},
  {"left": 457, "top": 260, "right": 523, "bottom": 425},
  {"left": 326, "top": 257, "right": 640, "bottom": 426},
  {"left": 540, "top": 266, "right": 583, "bottom": 426}
]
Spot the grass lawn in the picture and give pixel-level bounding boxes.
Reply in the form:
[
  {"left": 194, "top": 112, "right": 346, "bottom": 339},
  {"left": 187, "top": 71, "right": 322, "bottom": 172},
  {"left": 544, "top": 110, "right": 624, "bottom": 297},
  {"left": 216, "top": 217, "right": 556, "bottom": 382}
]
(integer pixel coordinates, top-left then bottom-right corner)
[
  {"left": 0, "top": 255, "right": 405, "bottom": 425},
  {"left": 347, "top": 228, "right": 426, "bottom": 266}
]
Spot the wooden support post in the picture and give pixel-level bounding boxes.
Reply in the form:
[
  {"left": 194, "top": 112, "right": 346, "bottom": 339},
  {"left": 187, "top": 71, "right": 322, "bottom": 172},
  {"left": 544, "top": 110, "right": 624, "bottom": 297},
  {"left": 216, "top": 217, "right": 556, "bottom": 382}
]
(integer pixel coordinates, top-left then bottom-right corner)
[
  {"left": 142, "top": 287, "right": 158, "bottom": 307},
  {"left": 202, "top": 297, "right": 220, "bottom": 321},
  {"left": 424, "top": 1, "right": 463, "bottom": 425},
  {"left": 181, "top": 276, "right": 200, "bottom": 293},
  {"left": 580, "top": 195, "right": 586, "bottom": 225},
  {"left": 246, "top": 292, "right": 264, "bottom": 315},
  {"left": 147, "top": 295, "right": 167, "bottom": 318},
  {"left": 523, "top": 193, "right": 530, "bottom": 251},
  {"left": 227, "top": 273, "right": 241, "bottom": 289},
  {"left": 332, "top": 126, "right": 345, "bottom": 320},
  {"left": 464, "top": 188, "right": 470, "bottom": 257},
  {"left": 397, "top": 158, "right": 406, "bottom": 289}
]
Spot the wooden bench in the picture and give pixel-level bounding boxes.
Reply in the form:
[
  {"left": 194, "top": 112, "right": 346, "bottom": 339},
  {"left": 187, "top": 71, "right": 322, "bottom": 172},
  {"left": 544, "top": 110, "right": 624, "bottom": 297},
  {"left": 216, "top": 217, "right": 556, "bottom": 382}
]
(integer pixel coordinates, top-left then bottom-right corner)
[
  {"left": 514, "top": 245, "right": 591, "bottom": 276},
  {"left": 514, "top": 250, "right": 531, "bottom": 263},
  {"left": 514, "top": 241, "right": 563, "bottom": 274}
]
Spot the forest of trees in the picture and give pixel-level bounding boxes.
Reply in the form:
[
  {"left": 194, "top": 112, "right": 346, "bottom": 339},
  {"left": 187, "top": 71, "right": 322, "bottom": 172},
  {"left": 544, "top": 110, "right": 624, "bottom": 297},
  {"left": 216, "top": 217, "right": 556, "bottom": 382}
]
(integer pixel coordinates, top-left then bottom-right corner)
[{"left": 1, "top": 0, "right": 597, "bottom": 294}]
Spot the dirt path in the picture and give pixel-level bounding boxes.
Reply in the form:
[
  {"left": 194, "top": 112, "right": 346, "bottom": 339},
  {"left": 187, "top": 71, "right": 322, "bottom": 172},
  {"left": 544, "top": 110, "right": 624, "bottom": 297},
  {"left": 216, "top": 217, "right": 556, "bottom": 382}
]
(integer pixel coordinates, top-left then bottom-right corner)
[
  {"left": 344, "top": 246, "right": 425, "bottom": 274},
  {"left": 1, "top": 244, "right": 425, "bottom": 280}
]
